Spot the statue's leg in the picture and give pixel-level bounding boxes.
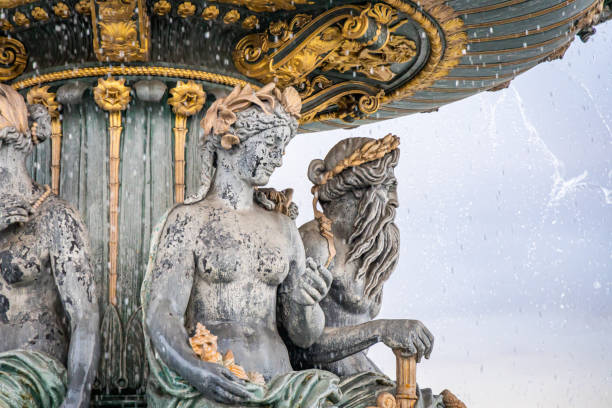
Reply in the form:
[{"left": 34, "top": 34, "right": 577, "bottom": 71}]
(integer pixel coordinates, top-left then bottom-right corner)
[{"left": 0, "top": 349, "right": 67, "bottom": 408}]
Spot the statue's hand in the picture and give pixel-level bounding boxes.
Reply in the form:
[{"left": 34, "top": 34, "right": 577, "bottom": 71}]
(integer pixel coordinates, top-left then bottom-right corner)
[
  {"left": 380, "top": 319, "right": 434, "bottom": 362},
  {"left": 192, "top": 361, "right": 257, "bottom": 404},
  {"left": 0, "top": 195, "right": 32, "bottom": 231},
  {"left": 292, "top": 257, "right": 333, "bottom": 306}
]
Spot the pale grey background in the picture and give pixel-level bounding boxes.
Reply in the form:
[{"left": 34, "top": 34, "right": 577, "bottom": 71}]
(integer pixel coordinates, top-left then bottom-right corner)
[{"left": 269, "top": 24, "right": 612, "bottom": 408}]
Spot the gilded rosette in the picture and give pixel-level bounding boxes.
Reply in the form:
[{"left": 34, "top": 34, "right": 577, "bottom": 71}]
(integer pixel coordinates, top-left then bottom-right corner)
[
  {"left": 93, "top": 77, "right": 131, "bottom": 112},
  {"left": 168, "top": 81, "right": 206, "bottom": 116}
]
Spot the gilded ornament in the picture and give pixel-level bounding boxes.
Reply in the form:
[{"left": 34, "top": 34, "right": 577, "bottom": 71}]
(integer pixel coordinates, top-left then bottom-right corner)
[
  {"left": 0, "top": 37, "right": 27, "bottom": 81},
  {"left": 91, "top": 0, "right": 150, "bottom": 62},
  {"left": 93, "top": 77, "right": 131, "bottom": 112},
  {"left": 168, "top": 81, "right": 206, "bottom": 202},
  {"left": 189, "top": 323, "right": 264, "bottom": 384},
  {"left": 26, "top": 86, "right": 63, "bottom": 195},
  {"left": 201, "top": 5, "right": 219, "bottom": 20},
  {"left": 153, "top": 0, "right": 172, "bottom": 16},
  {"left": 31, "top": 7, "right": 49, "bottom": 21},
  {"left": 0, "top": 0, "right": 36, "bottom": 8},
  {"left": 13, "top": 11, "right": 30, "bottom": 26},
  {"left": 53, "top": 2, "right": 71, "bottom": 19},
  {"left": 0, "top": 19, "right": 13, "bottom": 31},
  {"left": 177, "top": 2, "right": 196, "bottom": 18},
  {"left": 168, "top": 80, "right": 206, "bottom": 116},
  {"left": 26, "top": 86, "right": 59, "bottom": 117},
  {"left": 75, "top": 0, "right": 92, "bottom": 15},
  {"left": 242, "top": 15, "right": 259, "bottom": 30},
  {"left": 93, "top": 76, "right": 131, "bottom": 305},
  {"left": 11, "top": 66, "right": 253, "bottom": 91},
  {"left": 207, "top": 0, "right": 313, "bottom": 13},
  {"left": 223, "top": 9, "right": 240, "bottom": 24}
]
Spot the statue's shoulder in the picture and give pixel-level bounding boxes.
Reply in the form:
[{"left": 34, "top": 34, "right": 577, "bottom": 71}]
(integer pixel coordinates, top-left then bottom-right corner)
[
  {"left": 299, "top": 219, "right": 330, "bottom": 265},
  {"left": 41, "top": 194, "right": 85, "bottom": 229}
]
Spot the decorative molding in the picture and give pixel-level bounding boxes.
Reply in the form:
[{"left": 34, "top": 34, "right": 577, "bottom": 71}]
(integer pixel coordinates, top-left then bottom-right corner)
[
  {"left": 90, "top": 0, "right": 150, "bottom": 62},
  {"left": 53, "top": 2, "right": 71, "bottom": 19},
  {"left": 93, "top": 76, "right": 131, "bottom": 307},
  {"left": 0, "top": 0, "right": 36, "bottom": 8},
  {"left": 11, "top": 66, "right": 254, "bottom": 91},
  {"left": 0, "top": 37, "right": 27, "bottom": 81},
  {"left": 167, "top": 80, "right": 206, "bottom": 203},
  {"left": 26, "top": 86, "right": 62, "bottom": 195},
  {"left": 209, "top": 0, "right": 313, "bottom": 13},
  {"left": 242, "top": 15, "right": 259, "bottom": 30},
  {"left": 233, "top": 1, "right": 466, "bottom": 124}
]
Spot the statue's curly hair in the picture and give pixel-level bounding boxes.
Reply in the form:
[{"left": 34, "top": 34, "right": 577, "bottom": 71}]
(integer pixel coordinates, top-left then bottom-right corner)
[{"left": 185, "top": 103, "right": 298, "bottom": 204}]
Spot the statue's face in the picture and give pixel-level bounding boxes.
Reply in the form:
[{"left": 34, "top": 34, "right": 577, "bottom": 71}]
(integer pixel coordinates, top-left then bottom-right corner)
[
  {"left": 237, "top": 124, "right": 292, "bottom": 186},
  {"left": 382, "top": 169, "right": 399, "bottom": 209}
]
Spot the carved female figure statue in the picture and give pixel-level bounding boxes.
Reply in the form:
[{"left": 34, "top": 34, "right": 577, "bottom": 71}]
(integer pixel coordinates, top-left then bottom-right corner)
[
  {"left": 142, "top": 83, "right": 347, "bottom": 407},
  {"left": 0, "top": 84, "right": 100, "bottom": 407}
]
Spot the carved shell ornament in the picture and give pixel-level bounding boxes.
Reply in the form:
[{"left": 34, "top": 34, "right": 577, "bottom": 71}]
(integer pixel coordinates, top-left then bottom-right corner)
[{"left": 200, "top": 83, "right": 301, "bottom": 150}]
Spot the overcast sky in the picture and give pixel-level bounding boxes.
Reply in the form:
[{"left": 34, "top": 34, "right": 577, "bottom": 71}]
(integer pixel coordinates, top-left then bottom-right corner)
[{"left": 270, "top": 23, "right": 611, "bottom": 408}]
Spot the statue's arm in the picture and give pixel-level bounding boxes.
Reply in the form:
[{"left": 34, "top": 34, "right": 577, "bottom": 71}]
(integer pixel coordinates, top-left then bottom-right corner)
[
  {"left": 277, "top": 222, "right": 332, "bottom": 348},
  {"left": 145, "top": 209, "right": 254, "bottom": 404},
  {"left": 49, "top": 205, "right": 100, "bottom": 408}
]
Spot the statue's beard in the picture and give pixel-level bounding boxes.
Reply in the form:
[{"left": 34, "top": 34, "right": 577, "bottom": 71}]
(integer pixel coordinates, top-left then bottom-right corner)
[{"left": 346, "top": 187, "right": 399, "bottom": 301}]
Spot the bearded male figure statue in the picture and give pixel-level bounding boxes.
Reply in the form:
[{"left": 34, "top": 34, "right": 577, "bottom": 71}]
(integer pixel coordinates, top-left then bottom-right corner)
[
  {"left": 0, "top": 84, "right": 100, "bottom": 408},
  {"left": 292, "top": 135, "right": 459, "bottom": 407}
]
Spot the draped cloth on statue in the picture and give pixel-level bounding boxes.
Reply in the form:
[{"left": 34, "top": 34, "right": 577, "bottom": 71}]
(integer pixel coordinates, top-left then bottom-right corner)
[
  {"left": 0, "top": 349, "right": 67, "bottom": 408},
  {"left": 141, "top": 210, "right": 442, "bottom": 408}
]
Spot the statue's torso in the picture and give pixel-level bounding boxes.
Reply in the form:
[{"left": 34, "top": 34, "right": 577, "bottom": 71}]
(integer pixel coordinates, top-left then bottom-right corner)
[
  {"left": 0, "top": 200, "right": 69, "bottom": 364},
  {"left": 183, "top": 202, "right": 294, "bottom": 379}
]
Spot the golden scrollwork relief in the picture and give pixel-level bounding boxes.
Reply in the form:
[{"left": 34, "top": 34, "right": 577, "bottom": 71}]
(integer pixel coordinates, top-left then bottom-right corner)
[
  {"left": 26, "top": 86, "right": 62, "bottom": 195},
  {"left": 233, "top": 1, "right": 466, "bottom": 123},
  {"left": 91, "top": 0, "right": 150, "bottom": 62},
  {"left": 0, "top": 19, "right": 12, "bottom": 31},
  {"left": 168, "top": 80, "right": 206, "bottom": 203},
  {"left": 0, "top": 37, "right": 27, "bottom": 81},
  {"left": 209, "top": 0, "right": 313, "bottom": 13},
  {"left": 93, "top": 77, "right": 131, "bottom": 307}
]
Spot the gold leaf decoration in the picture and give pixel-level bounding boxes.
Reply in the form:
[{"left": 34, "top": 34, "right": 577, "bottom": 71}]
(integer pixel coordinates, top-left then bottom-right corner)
[
  {"left": 26, "top": 86, "right": 59, "bottom": 118},
  {"left": 0, "top": 19, "right": 12, "bottom": 31},
  {"left": 208, "top": 0, "right": 313, "bottom": 13},
  {"left": 220, "top": 133, "right": 240, "bottom": 149},
  {"left": 177, "top": 2, "right": 196, "bottom": 18},
  {"left": 53, "top": 2, "right": 71, "bottom": 18},
  {"left": 75, "top": 0, "right": 91, "bottom": 15},
  {"left": 242, "top": 15, "right": 258, "bottom": 30},
  {"left": 93, "top": 77, "right": 131, "bottom": 112},
  {"left": 31, "top": 7, "right": 49, "bottom": 21},
  {"left": 0, "top": 37, "right": 27, "bottom": 81},
  {"left": 223, "top": 9, "right": 240, "bottom": 24},
  {"left": 13, "top": 11, "right": 29, "bottom": 26},
  {"left": 189, "top": 323, "right": 263, "bottom": 383},
  {"left": 201, "top": 5, "right": 219, "bottom": 20},
  {"left": 153, "top": 0, "right": 171, "bottom": 16},
  {"left": 168, "top": 80, "right": 206, "bottom": 116}
]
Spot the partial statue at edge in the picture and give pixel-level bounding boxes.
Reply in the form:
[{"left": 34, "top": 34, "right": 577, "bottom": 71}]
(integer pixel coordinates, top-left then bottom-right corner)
[
  {"left": 143, "top": 81, "right": 466, "bottom": 408},
  {"left": 291, "top": 134, "right": 465, "bottom": 406},
  {"left": 0, "top": 84, "right": 100, "bottom": 408}
]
